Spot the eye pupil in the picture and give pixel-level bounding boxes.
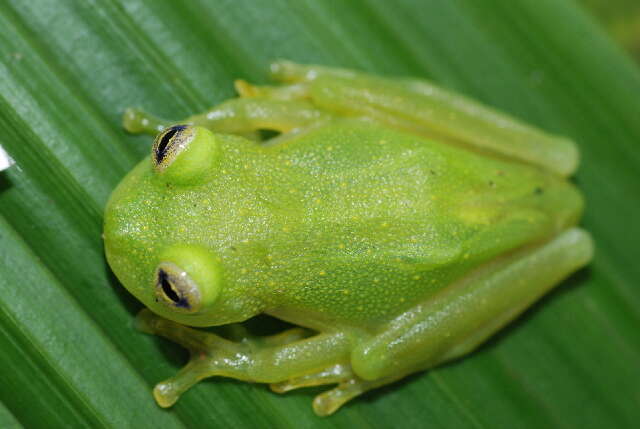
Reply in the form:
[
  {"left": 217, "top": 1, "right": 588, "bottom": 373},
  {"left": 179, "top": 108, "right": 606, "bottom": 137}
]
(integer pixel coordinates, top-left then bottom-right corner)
[
  {"left": 158, "top": 268, "right": 180, "bottom": 303},
  {"left": 155, "top": 125, "right": 186, "bottom": 165}
]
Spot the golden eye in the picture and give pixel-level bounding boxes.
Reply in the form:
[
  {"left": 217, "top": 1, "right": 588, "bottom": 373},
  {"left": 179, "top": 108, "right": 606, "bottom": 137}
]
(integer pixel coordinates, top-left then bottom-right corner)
[
  {"left": 150, "top": 125, "right": 219, "bottom": 185},
  {"left": 154, "top": 262, "right": 202, "bottom": 313},
  {"left": 152, "top": 125, "right": 192, "bottom": 171}
]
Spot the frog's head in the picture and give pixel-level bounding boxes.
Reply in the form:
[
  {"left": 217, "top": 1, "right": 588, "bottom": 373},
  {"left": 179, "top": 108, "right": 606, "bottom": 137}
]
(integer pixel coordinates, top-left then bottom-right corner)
[{"left": 104, "top": 125, "right": 264, "bottom": 327}]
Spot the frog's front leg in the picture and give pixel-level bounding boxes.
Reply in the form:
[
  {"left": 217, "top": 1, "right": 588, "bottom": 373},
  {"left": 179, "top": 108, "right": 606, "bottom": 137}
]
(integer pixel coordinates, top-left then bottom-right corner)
[
  {"left": 136, "top": 310, "right": 353, "bottom": 409},
  {"left": 123, "top": 98, "right": 329, "bottom": 138},
  {"left": 352, "top": 227, "right": 593, "bottom": 381}
]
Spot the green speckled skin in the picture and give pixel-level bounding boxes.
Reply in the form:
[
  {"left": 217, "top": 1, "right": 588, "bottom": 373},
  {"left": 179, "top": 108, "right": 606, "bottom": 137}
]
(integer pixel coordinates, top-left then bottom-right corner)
[{"left": 104, "top": 61, "right": 593, "bottom": 416}]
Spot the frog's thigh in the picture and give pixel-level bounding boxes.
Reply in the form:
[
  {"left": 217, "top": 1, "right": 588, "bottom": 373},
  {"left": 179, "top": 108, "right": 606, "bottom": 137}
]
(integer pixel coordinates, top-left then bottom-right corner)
[{"left": 351, "top": 227, "right": 594, "bottom": 381}]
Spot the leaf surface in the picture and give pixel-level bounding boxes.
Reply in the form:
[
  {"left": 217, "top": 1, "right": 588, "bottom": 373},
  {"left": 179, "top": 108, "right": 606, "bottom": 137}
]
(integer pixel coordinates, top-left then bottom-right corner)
[{"left": 0, "top": 1, "right": 639, "bottom": 427}]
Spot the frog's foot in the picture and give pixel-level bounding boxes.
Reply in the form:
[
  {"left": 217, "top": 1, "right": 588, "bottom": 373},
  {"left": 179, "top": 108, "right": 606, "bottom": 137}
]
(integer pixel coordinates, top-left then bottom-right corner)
[
  {"left": 135, "top": 309, "right": 353, "bottom": 413},
  {"left": 270, "top": 364, "right": 402, "bottom": 416},
  {"left": 136, "top": 309, "right": 237, "bottom": 407},
  {"left": 312, "top": 375, "right": 402, "bottom": 416},
  {"left": 123, "top": 108, "right": 173, "bottom": 135}
]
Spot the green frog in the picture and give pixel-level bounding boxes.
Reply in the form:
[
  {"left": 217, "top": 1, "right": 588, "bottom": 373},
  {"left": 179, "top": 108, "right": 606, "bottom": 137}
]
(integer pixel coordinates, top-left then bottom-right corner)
[{"left": 103, "top": 61, "right": 592, "bottom": 416}]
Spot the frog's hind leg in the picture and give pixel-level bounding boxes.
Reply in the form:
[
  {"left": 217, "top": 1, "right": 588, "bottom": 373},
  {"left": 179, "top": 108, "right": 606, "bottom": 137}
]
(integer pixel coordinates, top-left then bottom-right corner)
[
  {"left": 268, "top": 60, "right": 578, "bottom": 177},
  {"left": 351, "top": 227, "right": 593, "bottom": 381},
  {"left": 273, "top": 228, "right": 592, "bottom": 415}
]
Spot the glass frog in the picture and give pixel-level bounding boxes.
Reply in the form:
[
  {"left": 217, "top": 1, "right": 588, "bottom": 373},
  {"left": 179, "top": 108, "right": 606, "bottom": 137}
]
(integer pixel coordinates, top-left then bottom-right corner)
[{"left": 104, "top": 61, "right": 593, "bottom": 416}]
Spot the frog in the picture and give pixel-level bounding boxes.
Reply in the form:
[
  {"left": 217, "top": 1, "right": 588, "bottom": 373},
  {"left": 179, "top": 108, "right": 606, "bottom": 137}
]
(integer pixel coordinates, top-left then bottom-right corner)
[{"left": 103, "top": 60, "right": 593, "bottom": 416}]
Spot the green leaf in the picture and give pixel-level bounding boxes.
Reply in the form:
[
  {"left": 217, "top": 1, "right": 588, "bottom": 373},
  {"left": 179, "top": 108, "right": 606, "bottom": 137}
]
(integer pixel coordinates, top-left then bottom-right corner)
[
  {"left": 580, "top": 0, "right": 640, "bottom": 59},
  {"left": 1, "top": 0, "right": 639, "bottom": 427}
]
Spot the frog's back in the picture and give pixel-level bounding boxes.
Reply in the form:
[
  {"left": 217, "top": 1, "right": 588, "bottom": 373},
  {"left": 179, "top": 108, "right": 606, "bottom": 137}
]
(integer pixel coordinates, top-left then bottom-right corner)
[{"left": 256, "top": 119, "right": 583, "bottom": 327}]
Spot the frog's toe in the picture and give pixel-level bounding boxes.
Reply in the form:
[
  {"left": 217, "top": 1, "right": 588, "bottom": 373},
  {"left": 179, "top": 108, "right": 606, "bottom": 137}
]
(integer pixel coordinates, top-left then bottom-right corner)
[
  {"left": 152, "top": 358, "right": 211, "bottom": 408},
  {"left": 312, "top": 374, "right": 401, "bottom": 416},
  {"left": 153, "top": 381, "right": 179, "bottom": 408},
  {"left": 122, "top": 107, "right": 170, "bottom": 135},
  {"left": 270, "top": 363, "right": 352, "bottom": 393},
  {"left": 313, "top": 379, "right": 364, "bottom": 416}
]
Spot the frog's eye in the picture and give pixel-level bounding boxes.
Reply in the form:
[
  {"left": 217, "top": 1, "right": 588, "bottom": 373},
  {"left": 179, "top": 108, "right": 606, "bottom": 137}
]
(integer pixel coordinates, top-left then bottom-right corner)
[
  {"left": 152, "top": 125, "right": 219, "bottom": 185},
  {"left": 154, "top": 245, "right": 222, "bottom": 314},
  {"left": 155, "top": 263, "right": 201, "bottom": 313}
]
